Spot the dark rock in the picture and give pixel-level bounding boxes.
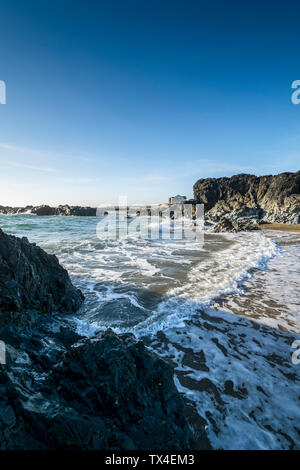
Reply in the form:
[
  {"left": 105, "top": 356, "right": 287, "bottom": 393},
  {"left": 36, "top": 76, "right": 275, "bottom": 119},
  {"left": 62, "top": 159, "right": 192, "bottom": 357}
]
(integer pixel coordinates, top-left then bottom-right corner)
[
  {"left": 0, "top": 206, "right": 21, "bottom": 215},
  {"left": 0, "top": 405, "right": 16, "bottom": 428},
  {"left": 212, "top": 217, "right": 235, "bottom": 233},
  {"left": 0, "top": 204, "right": 97, "bottom": 217},
  {"left": 30, "top": 205, "right": 56, "bottom": 216},
  {"left": 193, "top": 171, "right": 300, "bottom": 225},
  {"left": 212, "top": 216, "right": 259, "bottom": 233},
  {"left": 57, "top": 326, "right": 83, "bottom": 346},
  {"left": 0, "top": 330, "right": 193, "bottom": 450},
  {"left": 0, "top": 229, "right": 84, "bottom": 315},
  {"left": 55, "top": 205, "right": 97, "bottom": 216},
  {"left": 51, "top": 330, "right": 192, "bottom": 449}
]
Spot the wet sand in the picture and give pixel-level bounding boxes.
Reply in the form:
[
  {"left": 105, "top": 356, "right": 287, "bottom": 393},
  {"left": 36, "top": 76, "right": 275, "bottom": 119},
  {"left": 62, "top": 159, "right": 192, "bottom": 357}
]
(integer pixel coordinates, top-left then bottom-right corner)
[{"left": 258, "top": 223, "right": 300, "bottom": 233}]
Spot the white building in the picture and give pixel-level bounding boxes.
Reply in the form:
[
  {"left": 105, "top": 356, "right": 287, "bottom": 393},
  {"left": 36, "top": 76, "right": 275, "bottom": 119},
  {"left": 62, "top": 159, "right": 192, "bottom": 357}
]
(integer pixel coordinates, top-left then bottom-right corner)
[{"left": 168, "top": 195, "right": 187, "bottom": 204}]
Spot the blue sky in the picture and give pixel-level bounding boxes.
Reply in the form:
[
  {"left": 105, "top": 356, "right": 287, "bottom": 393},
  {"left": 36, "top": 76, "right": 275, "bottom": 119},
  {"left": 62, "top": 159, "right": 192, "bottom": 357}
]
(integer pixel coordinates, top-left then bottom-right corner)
[{"left": 0, "top": 0, "right": 299, "bottom": 206}]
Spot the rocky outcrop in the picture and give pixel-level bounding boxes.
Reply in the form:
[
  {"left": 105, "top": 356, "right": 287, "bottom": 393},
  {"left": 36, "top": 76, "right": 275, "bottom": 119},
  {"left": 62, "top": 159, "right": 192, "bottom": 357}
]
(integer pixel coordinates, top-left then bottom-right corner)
[
  {"left": 0, "top": 205, "right": 33, "bottom": 215},
  {"left": 0, "top": 205, "right": 97, "bottom": 217},
  {"left": 51, "top": 330, "right": 191, "bottom": 450},
  {"left": 193, "top": 171, "right": 300, "bottom": 228},
  {"left": 55, "top": 205, "right": 97, "bottom": 216},
  {"left": 212, "top": 216, "right": 259, "bottom": 233},
  {"left": 0, "top": 231, "right": 193, "bottom": 449},
  {"left": 0, "top": 229, "right": 84, "bottom": 314},
  {"left": 30, "top": 205, "right": 56, "bottom": 216},
  {"left": 0, "top": 329, "right": 193, "bottom": 450}
]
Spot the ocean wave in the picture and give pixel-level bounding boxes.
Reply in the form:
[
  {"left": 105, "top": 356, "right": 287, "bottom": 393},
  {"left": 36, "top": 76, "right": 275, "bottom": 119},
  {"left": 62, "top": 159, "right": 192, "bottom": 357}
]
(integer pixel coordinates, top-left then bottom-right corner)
[{"left": 71, "top": 231, "right": 279, "bottom": 338}]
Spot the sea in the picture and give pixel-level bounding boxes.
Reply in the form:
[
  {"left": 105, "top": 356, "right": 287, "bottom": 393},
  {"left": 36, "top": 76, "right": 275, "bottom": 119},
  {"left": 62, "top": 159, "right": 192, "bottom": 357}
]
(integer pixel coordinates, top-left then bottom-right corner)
[{"left": 0, "top": 212, "right": 299, "bottom": 450}]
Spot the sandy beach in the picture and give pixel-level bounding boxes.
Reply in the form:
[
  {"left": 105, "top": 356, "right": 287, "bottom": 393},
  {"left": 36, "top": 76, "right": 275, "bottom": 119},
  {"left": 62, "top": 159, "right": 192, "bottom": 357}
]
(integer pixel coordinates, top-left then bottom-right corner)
[{"left": 259, "top": 223, "right": 300, "bottom": 233}]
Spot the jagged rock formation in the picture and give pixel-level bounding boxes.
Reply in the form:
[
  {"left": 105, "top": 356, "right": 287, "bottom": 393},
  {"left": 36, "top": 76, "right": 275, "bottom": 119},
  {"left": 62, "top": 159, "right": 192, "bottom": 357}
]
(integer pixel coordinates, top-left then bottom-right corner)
[
  {"left": 193, "top": 171, "right": 300, "bottom": 230},
  {"left": 0, "top": 229, "right": 84, "bottom": 314},
  {"left": 0, "top": 205, "right": 97, "bottom": 216},
  {"left": 0, "top": 329, "right": 192, "bottom": 450},
  {"left": 0, "top": 205, "right": 33, "bottom": 215},
  {"left": 0, "top": 230, "right": 193, "bottom": 450},
  {"left": 30, "top": 205, "right": 56, "bottom": 216},
  {"left": 212, "top": 216, "right": 259, "bottom": 233},
  {"left": 55, "top": 205, "right": 96, "bottom": 216}
]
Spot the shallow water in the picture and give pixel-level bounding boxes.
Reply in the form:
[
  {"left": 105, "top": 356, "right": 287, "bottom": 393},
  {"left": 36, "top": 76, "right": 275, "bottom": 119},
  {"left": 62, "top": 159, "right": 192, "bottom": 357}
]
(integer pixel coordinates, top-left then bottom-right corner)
[
  {"left": 0, "top": 213, "right": 282, "bottom": 331},
  {"left": 1, "top": 214, "right": 299, "bottom": 449}
]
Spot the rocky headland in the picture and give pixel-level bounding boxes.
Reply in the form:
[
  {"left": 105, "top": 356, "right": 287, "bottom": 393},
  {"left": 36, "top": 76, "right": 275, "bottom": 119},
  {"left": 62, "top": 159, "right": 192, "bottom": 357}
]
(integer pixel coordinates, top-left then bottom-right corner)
[
  {"left": 192, "top": 171, "right": 300, "bottom": 232},
  {"left": 0, "top": 229, "right": 193, "bottom": 450}
]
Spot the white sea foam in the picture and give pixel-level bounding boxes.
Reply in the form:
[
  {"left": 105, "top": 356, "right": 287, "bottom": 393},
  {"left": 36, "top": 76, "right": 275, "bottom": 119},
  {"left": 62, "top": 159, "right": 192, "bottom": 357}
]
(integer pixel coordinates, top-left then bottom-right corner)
[
  {"left": 67, "top": 230, "right": 281, "bottom": 339},
  {"left": 149, "top": 309, "right": 300, "bottom": 450}
]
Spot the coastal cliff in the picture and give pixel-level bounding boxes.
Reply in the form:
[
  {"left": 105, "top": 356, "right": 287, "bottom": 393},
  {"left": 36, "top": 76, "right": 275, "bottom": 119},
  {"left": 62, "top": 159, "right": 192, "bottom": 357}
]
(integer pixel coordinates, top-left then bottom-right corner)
[
  {"left": 0, "top": 229, "right": 193, "bottom": 450},
  {"left": 193, "top": 171, "right": 300, "bottom": 229}
]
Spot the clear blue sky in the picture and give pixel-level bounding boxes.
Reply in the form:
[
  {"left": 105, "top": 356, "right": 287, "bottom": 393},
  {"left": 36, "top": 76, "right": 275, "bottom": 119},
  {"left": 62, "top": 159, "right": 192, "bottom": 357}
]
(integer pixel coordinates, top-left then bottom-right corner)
[{"left": 0, "top": 0, "right": 299, "bottom": 206}]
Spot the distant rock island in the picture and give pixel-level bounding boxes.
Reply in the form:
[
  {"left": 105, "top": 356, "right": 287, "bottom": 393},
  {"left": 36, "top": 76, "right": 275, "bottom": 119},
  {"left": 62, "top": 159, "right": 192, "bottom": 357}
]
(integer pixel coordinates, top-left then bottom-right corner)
[{"left": 0, "top": 204, "right": 97, "bottom": 216}]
